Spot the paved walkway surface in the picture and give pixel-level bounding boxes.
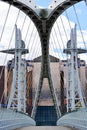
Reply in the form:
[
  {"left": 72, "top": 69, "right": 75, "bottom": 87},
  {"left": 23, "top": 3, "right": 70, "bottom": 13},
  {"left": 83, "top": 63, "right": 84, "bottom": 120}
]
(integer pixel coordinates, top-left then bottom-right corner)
[{"left": 16, "top": 126, "right": 75, "bottom": 130}]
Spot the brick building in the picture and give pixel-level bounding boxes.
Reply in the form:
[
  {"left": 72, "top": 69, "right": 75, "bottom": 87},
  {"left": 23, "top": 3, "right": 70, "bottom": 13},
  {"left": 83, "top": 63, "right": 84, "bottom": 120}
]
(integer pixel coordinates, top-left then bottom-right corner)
[
  {"left": 0, "top": 66, "right": 7, "bottom": 106},
  {"left": 0, "top": 55, "right": 87, "bottom": 113}
]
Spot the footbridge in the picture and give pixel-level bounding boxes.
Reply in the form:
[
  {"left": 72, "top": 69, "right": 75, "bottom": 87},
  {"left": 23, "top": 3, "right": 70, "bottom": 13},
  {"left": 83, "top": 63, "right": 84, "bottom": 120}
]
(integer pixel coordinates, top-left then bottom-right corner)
[
  {"left": 0, "top": 0, "right": 87, "bottom": 130},
  {"left": 0, "top": 109, "right": 35, "bottom": 130},
  {"left": 57, "top": 108, "right": 87, "bottom": 130}
]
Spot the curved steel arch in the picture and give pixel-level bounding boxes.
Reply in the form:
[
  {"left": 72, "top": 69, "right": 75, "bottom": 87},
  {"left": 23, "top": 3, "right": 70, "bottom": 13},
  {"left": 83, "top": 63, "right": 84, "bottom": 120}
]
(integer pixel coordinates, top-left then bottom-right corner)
[
  {"left": 47, "top": 0, "right": 83, "bottom": 32},
  {"left": 0, "top": 0, "right": 42, "bottom": 32},
  {"left": 0, "top": 0, "right": 85, "bottom": 119},
  {"left": 0, "top": 0, "right": 84, "bottom": 39},
  {"left": 0, "top": 0, "right": 84, "bottom": 33}
]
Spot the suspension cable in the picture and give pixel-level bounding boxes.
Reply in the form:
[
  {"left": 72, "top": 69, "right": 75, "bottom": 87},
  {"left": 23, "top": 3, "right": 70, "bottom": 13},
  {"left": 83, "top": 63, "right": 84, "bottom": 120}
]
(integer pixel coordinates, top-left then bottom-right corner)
[
  {"left": 59, "top": 15, "right": 70, "bottom": 62},
  {"left": 55, "top": 20, "right": 65, "bottom": 49},
  {"left": 52, "top": 24, "right": 64, "bottom": 59},
  {"left": 35, "top": 36, "right": 41, "bottom": 58},
  {"left": 9, "top": 10, "right": 20, "bottom": 46},
  {"left": 31, "top": 32, "right": 41, "bottom": 59},
  {"left": 35, "top": 41, "right": 41, "bottom": 59},
  {"left": 0, "top": 9, "right": 21, "bottom": 105},
  {"left": 65, "top": 10, "right": 72, "bottom": 30},
  {"left": 28, "top": 28, "right": 38, "bottom": 59},
  {"left": 0, "top": 4, "right": 11, "bottom": 41},
  {"left": 24, "top": 19, "right": 32, "bottom": 42},
  {"left": 60, "top": 16, "right": 68, "bottom": 41},
  {"left": 50, "top": 33, "right": 60, "bottom": 59},
  {"left": 73, "top": 5, "right": 87, "bottom": 49},
  {"left": 21, "top": 15, "right": 27, "bottom": 31},
  {"left": 26, "top": 24, "right": 35, "bottom": 48}
]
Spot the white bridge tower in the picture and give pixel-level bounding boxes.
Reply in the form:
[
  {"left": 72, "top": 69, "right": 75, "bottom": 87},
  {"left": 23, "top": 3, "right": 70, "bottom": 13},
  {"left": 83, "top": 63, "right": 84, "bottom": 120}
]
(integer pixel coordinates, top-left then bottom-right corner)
[
  {"left": 64, "top": 25, "right": 86, "bottom": 112},
  {"left": 1, "top": 25, "right": 29, "bottom": 113}
]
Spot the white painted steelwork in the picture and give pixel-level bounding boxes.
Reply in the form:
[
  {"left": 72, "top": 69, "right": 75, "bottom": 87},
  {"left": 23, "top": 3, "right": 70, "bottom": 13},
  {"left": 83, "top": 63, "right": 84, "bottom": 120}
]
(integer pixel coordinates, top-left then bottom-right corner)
[
  {"left": 0, "top": 0, "right": 86, "bottom": 120},
  {"left": 64, "top": 25, "right": 86, "bottom": 112},
  {"left": 57, "top": 108, "right": 87, "bottom": 130},
  {"left": 0, "top": 109, "right": 36, "bottom": 130},
  {"left": 7, "top": 25, "right": 27, "bottom": 113}
]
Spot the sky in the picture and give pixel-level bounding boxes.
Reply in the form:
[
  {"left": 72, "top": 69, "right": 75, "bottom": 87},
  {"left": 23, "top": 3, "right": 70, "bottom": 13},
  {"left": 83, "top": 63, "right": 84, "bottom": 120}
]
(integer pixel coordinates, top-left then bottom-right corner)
[
  {"left": 35, "top": 0, "right": 52, "bottom": 7},
  {"left": 0, "top": 0, "right": 87, "bottom": 65},
  {"left": 34, "top": 0, "right": 87, "bottom": 62},
  {"left": 64, "top": 1, "right": 87, "bottom": 30},
  {"left": 35, "top": 0, "right": 87, "bottom": 29}
]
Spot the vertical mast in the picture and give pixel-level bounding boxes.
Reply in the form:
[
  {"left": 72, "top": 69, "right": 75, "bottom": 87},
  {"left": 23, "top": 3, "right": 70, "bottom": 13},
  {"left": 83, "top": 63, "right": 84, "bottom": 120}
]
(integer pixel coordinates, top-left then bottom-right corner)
[
  {"left": 64, "top": 25, "right": 86, "bottom": 112},
  {"left": 5, "top": 25, "right": 29, "bottom": 112}
]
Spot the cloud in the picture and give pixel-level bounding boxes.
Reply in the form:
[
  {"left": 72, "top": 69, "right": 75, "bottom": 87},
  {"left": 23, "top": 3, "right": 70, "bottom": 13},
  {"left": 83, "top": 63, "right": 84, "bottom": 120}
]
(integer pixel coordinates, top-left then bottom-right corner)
[
  {"left": 76, "top": 8, "right": 83, "bottom": 15},
  {"left": 0, "top": 44, "right": 6, "bottom": 49},
  {"left": 0, "top": 1, "right": 41, "bottom": 63},
  {"left": 49, "top": 15, "right": 75, "bottom": 59},
  {"left": 77, "top": 30, "right": 87, "bottom": 48},
  {"left": 49, "top": 14, "right": 87, "bottom": 62},
  {"left": 0, "top": 1, "right": 87, "bottom": 64}
]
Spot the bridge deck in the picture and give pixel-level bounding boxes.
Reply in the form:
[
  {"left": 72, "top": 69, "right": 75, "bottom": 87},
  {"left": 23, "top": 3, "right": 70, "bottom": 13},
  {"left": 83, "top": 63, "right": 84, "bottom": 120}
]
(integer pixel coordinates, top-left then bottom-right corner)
[
  {"left": 0, "top": 108, "right": 35, "bottom": 130},
  {"left": 16, "top": 126, "right": 75, "bottom": 130}
]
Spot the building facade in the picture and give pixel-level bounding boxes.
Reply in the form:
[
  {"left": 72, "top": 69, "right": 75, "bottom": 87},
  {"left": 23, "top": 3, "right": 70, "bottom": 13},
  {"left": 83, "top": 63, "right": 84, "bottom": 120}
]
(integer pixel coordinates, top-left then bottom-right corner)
[{"left": 0, "top": 55, "right": 87, "bottom": 113}]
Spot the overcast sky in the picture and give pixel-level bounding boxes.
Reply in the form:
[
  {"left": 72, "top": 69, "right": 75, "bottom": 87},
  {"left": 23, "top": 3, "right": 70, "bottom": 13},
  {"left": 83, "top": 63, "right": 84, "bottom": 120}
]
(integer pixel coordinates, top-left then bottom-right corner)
[{"left": 0, "top": 0, "right": 87, "bottom": 65}]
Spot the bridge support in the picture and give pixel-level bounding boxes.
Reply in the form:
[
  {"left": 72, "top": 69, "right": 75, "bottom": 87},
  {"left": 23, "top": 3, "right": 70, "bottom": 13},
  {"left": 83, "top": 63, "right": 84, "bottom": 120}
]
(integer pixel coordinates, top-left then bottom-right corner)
[
  {"left": 7, "top": 25, "right": 28, "bottom": 112},
  {"left": 31, "top": 32, "right": 61, "bottom": 119},
  {"left": 0, "top": 0, "right": 85, "bottom": 120},
  {"left": 64, "top": 25, "right": 86, "bottom": 112},
  {"left": 1, "top": 25, "right": 29, "bottom": 112}
]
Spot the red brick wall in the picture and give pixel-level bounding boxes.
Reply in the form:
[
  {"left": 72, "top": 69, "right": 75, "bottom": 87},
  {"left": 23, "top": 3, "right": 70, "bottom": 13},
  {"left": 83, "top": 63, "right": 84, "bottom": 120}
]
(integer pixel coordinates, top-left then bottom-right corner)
[
  {"left": 26, "top": 70, "right": 33, "bottom": 114},
  {"left": 0, "top": 66, "right": 5, "bottom": 104}
]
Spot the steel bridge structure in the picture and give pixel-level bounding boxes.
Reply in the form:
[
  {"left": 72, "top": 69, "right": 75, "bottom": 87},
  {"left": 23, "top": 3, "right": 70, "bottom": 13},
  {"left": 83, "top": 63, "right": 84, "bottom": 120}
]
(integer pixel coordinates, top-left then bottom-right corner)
[{"left": 0, "top": 0, "right": 87, "bottom": 130}]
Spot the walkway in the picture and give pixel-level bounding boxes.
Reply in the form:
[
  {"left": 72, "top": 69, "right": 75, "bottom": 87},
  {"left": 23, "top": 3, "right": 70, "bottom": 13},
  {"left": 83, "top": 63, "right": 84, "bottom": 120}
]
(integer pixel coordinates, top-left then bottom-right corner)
[
  {"left": 57, "top": 108, "right": 87, "bottom": 130},
  {"left": 0, "top": 109, "right": 35, "bottom": 130},
  {"left": 16, "top": 126, "right": 75, "bottom": 130}
]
